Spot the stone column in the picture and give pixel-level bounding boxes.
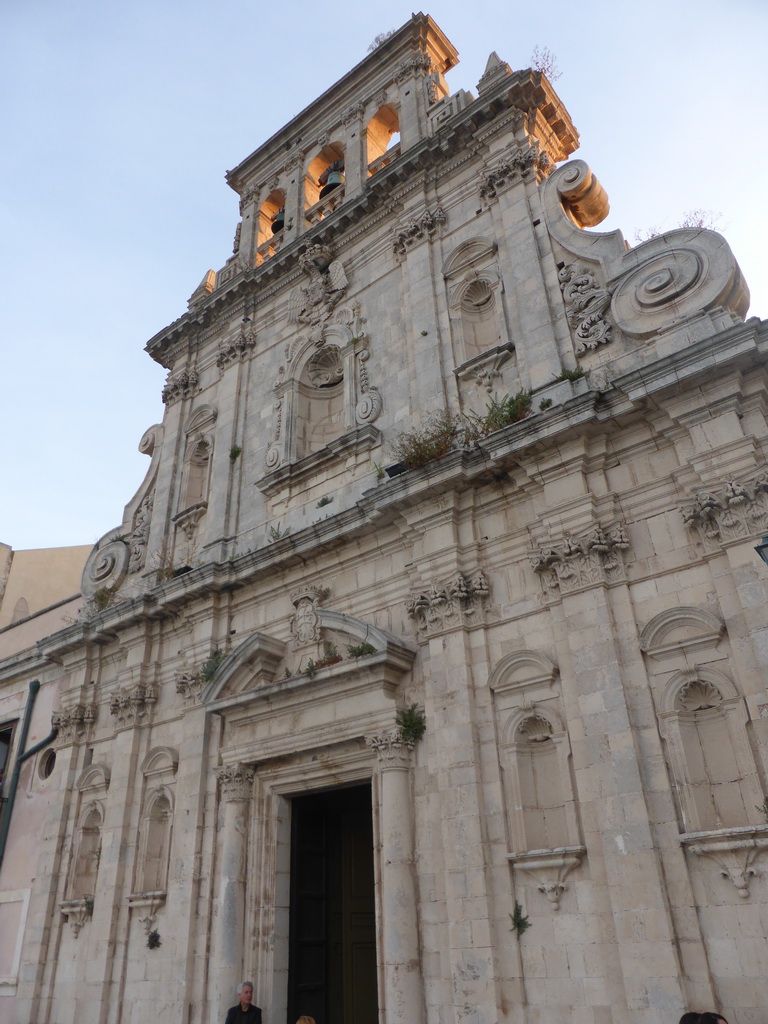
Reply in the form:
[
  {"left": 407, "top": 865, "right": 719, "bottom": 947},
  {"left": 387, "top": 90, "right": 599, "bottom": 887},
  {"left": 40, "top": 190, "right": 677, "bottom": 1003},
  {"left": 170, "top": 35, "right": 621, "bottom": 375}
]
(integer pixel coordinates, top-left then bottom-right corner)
[
  {"left": 367, "top": 732, "right": 423, "bottom": 1024},
  {"left": 211, "top": 762, "right": 255, "bottom": 1021}
]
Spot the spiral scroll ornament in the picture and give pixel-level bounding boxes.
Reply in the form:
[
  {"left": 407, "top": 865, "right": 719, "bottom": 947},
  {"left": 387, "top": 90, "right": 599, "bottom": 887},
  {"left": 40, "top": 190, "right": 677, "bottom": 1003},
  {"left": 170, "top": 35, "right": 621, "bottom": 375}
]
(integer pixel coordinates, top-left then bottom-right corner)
[{"left": 81, "top": 538, "right": 130, "bottom": 599}]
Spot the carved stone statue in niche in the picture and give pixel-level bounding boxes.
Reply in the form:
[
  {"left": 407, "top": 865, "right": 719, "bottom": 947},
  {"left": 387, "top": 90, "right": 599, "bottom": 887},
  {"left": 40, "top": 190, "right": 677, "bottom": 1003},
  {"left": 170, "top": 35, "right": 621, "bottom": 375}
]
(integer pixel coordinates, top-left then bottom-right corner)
[{"left": 288, "top": 244, "right": 348, "bottom": 343}]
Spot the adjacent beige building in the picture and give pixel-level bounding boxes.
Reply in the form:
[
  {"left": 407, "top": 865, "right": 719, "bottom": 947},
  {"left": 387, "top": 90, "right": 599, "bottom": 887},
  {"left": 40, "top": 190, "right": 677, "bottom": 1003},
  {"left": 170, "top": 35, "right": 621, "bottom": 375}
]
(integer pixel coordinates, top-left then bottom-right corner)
[{"left": 1, "top": 14, "right": 767, "bottom": 1024}]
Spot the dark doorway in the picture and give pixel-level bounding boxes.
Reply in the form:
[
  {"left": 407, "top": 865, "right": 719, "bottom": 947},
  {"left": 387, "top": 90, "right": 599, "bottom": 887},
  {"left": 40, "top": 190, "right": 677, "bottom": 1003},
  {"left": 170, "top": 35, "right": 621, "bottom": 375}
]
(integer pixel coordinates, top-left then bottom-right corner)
[{"left": 288, "top": 783, "right": 377, "bottom": 1024}]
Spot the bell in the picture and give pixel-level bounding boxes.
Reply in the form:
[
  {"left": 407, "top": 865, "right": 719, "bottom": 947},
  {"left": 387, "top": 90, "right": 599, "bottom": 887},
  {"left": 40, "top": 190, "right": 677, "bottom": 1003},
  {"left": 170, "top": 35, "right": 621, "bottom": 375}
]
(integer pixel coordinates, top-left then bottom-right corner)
[
  {"left": 271, "top": 207, "right": 285, "bottom": 234},
  {"left": 319, "top": 170, "right": 345, "bottom": 199}
]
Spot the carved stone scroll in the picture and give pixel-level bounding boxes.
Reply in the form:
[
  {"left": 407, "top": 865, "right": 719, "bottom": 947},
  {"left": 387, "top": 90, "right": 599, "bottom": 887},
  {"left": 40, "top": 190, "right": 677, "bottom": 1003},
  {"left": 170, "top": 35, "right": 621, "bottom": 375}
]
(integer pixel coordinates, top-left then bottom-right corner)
[
  {"left": 405, "top": 570, "right": 489, "bottom": 638},
  {"left": 558, "top": 263, "right": 612, "bottom": 353},
  {"left": 531, "top": 524, "right": 630, "bottom": 597}
]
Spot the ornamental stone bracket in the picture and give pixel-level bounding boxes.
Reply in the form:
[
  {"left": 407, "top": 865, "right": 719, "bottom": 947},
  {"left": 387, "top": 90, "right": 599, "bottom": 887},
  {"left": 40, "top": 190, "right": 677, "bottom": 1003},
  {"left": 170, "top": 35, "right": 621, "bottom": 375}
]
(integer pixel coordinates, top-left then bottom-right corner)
[
  {"left": 530, "top": 524, "right": 630, "bottom": 599},
  {"left": 215, "top": 762, "right": 256, "bottom": 803},
  {"left": 392, "top": 205, "right": 446, "bottom": 259},
  {"left": 127, "top": 891, "right": 167, "bottom": 936},
  {"left": 109, "top": 685, "right": 158, "bottom": 729},
  {"left": 172, "top": 501, "right": 208, "bottom": 542},
  {"left": 508, "top": 846, "right": 586, "bottom": 911},
  {"left": 52, "top": 703, "right": 98, "bottom": 748},
  {"left": 367, "top": 731, "right": 414, "bottom": 769},
  {"left": 681, "top": 825, "right": 768, "bottom": 898},
  {"left": 681, "top": 469, "right": 768, "bottom": 552},
  {"left": 454, "top": 343, "right": 515, "bottom": 393},
  {"left": 558, "top": 263, "right": 612, "bottom": 354},
  {"left": 290, "top": 585, "right": 330, "bottom": 649},
  {"left": 405, "top": 570, "right": 490, "bottom": 640},
  {"left": 162, "top": 370, "right": 199, "bottom": 405},
  {"left": 59, "top": 897, "right": 93, "bottom": 938}
]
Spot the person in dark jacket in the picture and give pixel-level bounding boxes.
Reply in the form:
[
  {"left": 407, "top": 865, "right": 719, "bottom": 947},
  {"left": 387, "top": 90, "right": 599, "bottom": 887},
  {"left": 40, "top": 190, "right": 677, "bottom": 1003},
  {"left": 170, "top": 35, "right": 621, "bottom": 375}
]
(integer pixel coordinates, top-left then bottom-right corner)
[{"left": 224, "top": 981, "right": 262, "bottom": 1024}]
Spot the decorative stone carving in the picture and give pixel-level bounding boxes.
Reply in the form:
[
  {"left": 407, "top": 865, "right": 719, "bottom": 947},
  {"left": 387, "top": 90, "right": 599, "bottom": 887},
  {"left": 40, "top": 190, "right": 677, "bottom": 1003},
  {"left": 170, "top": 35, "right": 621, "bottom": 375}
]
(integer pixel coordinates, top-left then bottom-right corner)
[
  {"left": 217, "top": 324, "right": 257, "bottom": 370},
  {"left": 367, "top": 731, "right": 414, "bottom": 769},
  {"left": 395, "top": 52, "right": 433, "bottom": 82},
  {"left": 238, "top": 186, "right": 258, "bottom": 215},
  {"left": 306, "top": 346, "right": 343, "bottom": 387},
  {"left": 342, "top": 101, "right": 365, "bottom": 126},
  {"left": 455, "top": 344, "right": 514, "bottom": 393},
  {"left": 128, "top": 494, "right": 153, "bottom": 573},
  {"left": 175, "top": 669, "right": 204, "bottom": 704},
  {"left": 479, "top": 144, "right": 539, "bottom": 201},
  {"left": 288, "top": 244, "right": 348, "bottom": 343},
  {"left": 172, "top": 501, "right": 208, "bottom": 541},
  {"left": 517, "top": 713, "right": 553, "bottom": 742},
  {"left": 508, "top": 847, "right": 586, "bottom": 911},
  {"left": 59, "top": 897, "right": 93, "bottom": 938},
  {"left": 215, "top": 762, "right": 255, "bottom": 802},
  {"left": 52, "top": 703, "right": 98, "bottom": 747},
  {"left": 681, "top": 470, "right": 768, "bottom": 550},
  {"left": 558, "top": 263, "right": 612, "bottom": 353},
  {"left": 265, "top": 399, "right": 283, "bottom": 469},
  {"left": 355, "top": 350, "right": 382, "bottom": 424},
  {"left": 110, "top": 685, "right": 158, "bottom": 728},
  {"left": 531, "top": 524, "right": 630, "bottom": 597},
  {"left": 393, "top": 206, "right": 446, "bottom": 258},
  {"left": 290, "top": 585, "right": 330, "bottom": 648},
  {"left": 128, "top": 893, "right": 166, "bottom": 936},
  {"left": 162, "top": 370, "right": 199, "bottom": 405},
  {"left": 682, "top": 826, "right": 768, "bottom": 898},
  {"left": 232, "top": 222, "right": 241, "bottom": 255},
  {"left": 405, "top": 570, "right": 490, "bottom": 638},
  {"left": 677, "top": 678, "right": 722, "bottom": 712},
  {"left": 81, "top": 536, "right": 130, "bottom": 601}
]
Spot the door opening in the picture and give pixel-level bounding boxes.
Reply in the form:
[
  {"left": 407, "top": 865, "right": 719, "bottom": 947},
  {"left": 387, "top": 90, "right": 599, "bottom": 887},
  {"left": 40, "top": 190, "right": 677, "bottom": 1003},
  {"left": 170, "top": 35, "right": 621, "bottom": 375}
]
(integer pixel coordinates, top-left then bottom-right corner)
[{"left": 288, "top": 783, "right": 376, "bottom": 1024}]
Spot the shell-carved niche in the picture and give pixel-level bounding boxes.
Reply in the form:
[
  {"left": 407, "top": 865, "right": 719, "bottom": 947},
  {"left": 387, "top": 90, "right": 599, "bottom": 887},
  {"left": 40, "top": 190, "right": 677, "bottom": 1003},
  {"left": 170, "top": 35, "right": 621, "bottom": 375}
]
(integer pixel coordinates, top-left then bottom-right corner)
[
  {"left": 263, "top": 306, "right": 381, "bottom": 476},
  {"left": 443, "top": 238, "right": 518, "bottom": 399}
]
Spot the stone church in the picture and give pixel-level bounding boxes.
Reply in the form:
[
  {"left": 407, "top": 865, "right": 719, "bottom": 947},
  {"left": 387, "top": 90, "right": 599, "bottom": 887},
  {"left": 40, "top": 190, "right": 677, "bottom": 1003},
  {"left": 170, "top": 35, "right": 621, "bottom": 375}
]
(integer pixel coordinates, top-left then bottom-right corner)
[{"left": 1, "top": 12, "right": 767, "bottom": 1024}]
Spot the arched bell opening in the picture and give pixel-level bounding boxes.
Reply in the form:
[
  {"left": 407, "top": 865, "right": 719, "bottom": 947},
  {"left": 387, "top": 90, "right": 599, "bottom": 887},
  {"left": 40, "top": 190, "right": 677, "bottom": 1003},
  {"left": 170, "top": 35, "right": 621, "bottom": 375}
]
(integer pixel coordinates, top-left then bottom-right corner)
[
  {"left": 258, "top": 189, "right": 287, "bottom": 246},
  {"left": 366, "top": 104, "right": 400, "bottom": 175},
  {"left": 306, "top": 142, "right": 345, "bottom": 212}
]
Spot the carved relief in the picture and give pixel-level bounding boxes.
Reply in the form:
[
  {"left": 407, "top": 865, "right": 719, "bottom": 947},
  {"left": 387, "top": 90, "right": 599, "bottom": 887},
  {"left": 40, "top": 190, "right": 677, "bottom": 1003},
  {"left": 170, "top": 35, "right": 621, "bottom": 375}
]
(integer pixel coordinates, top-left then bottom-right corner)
[
  {"left": 393, "top": 206, "right": 446, "bottom": 258},
  {"left": 175, "top": 669, "right": 204, "bottom": 704},
  {"left": 558, "top": 263, "right": 612, "bottom": 353},
  {"left": 367, "top": 731, "right": 414, "bottom": 768},
  {"left": 162, "top": 370, "right": 199, "bottom": 405},
  {"left": 355, "top": 350, "right": 382, "bottom": 424},
  {"left": 509, "top": 848, "right": 585, "bottom": 911},
  {"left": 109, "top": 684, "right": 158, "bottom": 729},
  {"left": 290, "top": 586, "right": 330, "bottom": 648},
  {"left": 288, "top": 244, "right": 348, "bottom": 343},
  {"left": 53, "top": 703, "right": 98, "bottom": 747},
  {"left": 683, "top": 829, "right": 768, "bottom": 899},
  {"left": 238, "top": 186, "right": 258, "bottom": 215},
  {"left": 405, "top": 570, "right": 489, "bottom": 638},
  {"left": 681, "top": 470, "right": 768, "bottom": 550},
  {"left": 531, "top": 524, "right": 629, "bottom": 597},
  {"left": 395, "top": 52, "right": 433, "bottom": 82},
  {"left": 217, "top": 323, "right": 257, "bottom": 370},
  {"left": 215, "top": 762, "right": 255, "bottom": 802},
  {"left": 479, "top": 143, "right": 540, "bottom": 201},
  {"left": 128, "top": 494, "right": 153, "bottom": 573},
  {"left": 81, "top": 536, "right": 130, "bottom": 601},
  {"left": 265, "top": 399, "right": 283, "bottom": 469}
]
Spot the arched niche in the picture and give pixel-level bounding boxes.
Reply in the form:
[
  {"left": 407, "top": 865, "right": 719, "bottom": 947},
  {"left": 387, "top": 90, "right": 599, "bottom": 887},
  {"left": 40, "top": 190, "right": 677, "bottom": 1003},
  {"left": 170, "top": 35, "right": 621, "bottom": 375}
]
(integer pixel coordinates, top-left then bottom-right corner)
[
  {"left": 443, "top": 237, "right": 512, "bottom": 371},
  {"left": 367, "top": 103, "right": 400, "bottom": 174},
  {"left": 69, "top": 802, "right": 104, "bottom": 899},
  {"left": 140, "top": 746, "right": 179, "bottom": 780},
  {"left": 135, "top": 787, "right": 174, "bottom": 895},
  {"left": 180, "top": 404, "right": 218, "bottom": 512},
  {"left": 639, "top": 605, "right": 725, "bottom": 660},
  {"left": 657, "top": 667, "right": 764, "bottom": 833}
]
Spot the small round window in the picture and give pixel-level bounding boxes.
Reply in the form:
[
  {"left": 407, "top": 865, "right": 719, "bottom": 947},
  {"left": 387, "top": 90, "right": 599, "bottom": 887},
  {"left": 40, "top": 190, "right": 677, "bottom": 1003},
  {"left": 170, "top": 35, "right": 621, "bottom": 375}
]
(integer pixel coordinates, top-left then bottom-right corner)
[{"left": 39, "top": 748, "right": 56, "bottom": 780}]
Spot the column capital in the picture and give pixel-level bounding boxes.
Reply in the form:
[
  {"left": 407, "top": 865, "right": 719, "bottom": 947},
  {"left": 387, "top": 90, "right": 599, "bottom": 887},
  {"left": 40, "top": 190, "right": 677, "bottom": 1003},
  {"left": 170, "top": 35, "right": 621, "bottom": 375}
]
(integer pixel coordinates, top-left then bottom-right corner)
[
  {"left": 215, "top": 762, "right": 255, "bottom": 802},
  {"left": 367, "top": 731, "right": 414, "bottom": 769}
]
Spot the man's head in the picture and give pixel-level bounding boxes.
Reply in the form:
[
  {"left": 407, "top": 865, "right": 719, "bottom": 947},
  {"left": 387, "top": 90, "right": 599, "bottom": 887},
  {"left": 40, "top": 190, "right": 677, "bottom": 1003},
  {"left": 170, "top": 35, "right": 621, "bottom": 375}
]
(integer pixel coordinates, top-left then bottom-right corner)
[{"left": 238, "top": 982, "right": 254, "bottom": 1009}]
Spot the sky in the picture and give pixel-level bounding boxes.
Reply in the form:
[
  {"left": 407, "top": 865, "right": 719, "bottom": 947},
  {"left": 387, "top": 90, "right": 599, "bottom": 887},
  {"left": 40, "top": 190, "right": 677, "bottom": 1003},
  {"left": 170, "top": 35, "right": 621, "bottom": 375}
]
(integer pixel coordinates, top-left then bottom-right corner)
[{"left": 2, "top": 0, "right": 767, "bottom": 551}]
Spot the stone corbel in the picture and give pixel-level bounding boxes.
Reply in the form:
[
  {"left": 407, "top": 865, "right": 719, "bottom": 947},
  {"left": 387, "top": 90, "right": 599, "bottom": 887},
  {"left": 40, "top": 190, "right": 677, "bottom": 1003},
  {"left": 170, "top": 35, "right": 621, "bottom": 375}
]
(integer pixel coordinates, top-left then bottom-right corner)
[
  {"left": 172, "top": 500, "right": 208, "bottom": 541},
  {"left": 59, "top": 897, "right": 93, "bottom": 938},
  {"left": 681, "top": 825, "right": 768, "bottom": 898},
  {"left": 127, "top": 891, "right": 167, "bottom": 935},
  {"left": 454, "top": 342, "right": 514, "bottom": 392},
  {"left": 508, "top": 846, "right": 586, "bottom": 910}
]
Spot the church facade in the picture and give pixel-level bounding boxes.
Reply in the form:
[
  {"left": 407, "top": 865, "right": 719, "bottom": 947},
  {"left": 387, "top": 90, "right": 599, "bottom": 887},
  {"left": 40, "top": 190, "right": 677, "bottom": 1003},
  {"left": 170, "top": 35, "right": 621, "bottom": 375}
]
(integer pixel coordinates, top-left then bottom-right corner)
[{"left": 2, "top": 14, "right": 768, "bottom": 1024}]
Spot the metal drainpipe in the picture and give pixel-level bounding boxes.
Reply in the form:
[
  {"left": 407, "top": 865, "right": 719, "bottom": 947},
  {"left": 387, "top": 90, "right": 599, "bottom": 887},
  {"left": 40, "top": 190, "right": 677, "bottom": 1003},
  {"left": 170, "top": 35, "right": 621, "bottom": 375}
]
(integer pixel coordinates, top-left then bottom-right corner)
[{"left": 0, "top": 679, "right": 59, "bottom": 868}]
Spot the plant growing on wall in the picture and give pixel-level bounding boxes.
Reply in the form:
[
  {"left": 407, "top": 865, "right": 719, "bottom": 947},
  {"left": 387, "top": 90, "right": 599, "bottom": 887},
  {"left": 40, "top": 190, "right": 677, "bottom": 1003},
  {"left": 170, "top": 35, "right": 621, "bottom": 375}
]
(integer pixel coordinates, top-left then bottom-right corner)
[
  {"left": 348, "top": 641, "right": 376, "bottom": 658},
  {"left": 510, "top": 900, "right": 531, "bottom": 938},
  {"left": 396, "top": 703, "right": 426, "bottom": 743},
  {"left": 200, "top": 649, "right": 224, "bottom": 682}
]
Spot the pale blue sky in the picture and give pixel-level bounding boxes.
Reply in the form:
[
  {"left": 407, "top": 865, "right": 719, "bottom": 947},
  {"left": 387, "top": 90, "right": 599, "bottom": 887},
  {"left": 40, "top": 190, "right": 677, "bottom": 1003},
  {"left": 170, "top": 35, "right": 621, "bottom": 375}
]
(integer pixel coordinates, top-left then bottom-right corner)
[{"left": 2, "top": 0, "right": 766, "bottom": 550}]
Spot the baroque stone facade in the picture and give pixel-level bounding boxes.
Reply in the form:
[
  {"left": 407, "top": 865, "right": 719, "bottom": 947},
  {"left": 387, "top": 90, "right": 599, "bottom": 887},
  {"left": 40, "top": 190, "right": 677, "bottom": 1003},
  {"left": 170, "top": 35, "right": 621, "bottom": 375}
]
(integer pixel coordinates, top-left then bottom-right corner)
[{"left": 1, "top": 14, "right": 767, "bottom": 1024}]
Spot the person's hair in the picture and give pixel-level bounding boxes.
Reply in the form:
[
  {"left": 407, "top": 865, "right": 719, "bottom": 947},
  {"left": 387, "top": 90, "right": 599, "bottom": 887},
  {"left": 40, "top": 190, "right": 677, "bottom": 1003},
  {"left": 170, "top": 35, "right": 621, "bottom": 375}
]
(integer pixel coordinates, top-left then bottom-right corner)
[
  {"left": 237, "top": 982, "right": 254, "bottom": 994},
  {"left": 679, "top": 1014, "right": 701, "bottom": 1024},
  {"left": 700, "top": 1015, "right": 727, "bottom": 1024},
  {"left": 296, "top": 1017, "right": 316, "bottom": 1024}
]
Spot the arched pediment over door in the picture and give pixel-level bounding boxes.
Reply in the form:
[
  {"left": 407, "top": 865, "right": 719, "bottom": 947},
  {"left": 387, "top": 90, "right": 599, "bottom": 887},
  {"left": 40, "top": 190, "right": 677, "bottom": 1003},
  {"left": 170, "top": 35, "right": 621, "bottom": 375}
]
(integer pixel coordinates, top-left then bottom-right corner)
[{"left": 203, "top": 611, "right": 417, "bottom": 763}]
